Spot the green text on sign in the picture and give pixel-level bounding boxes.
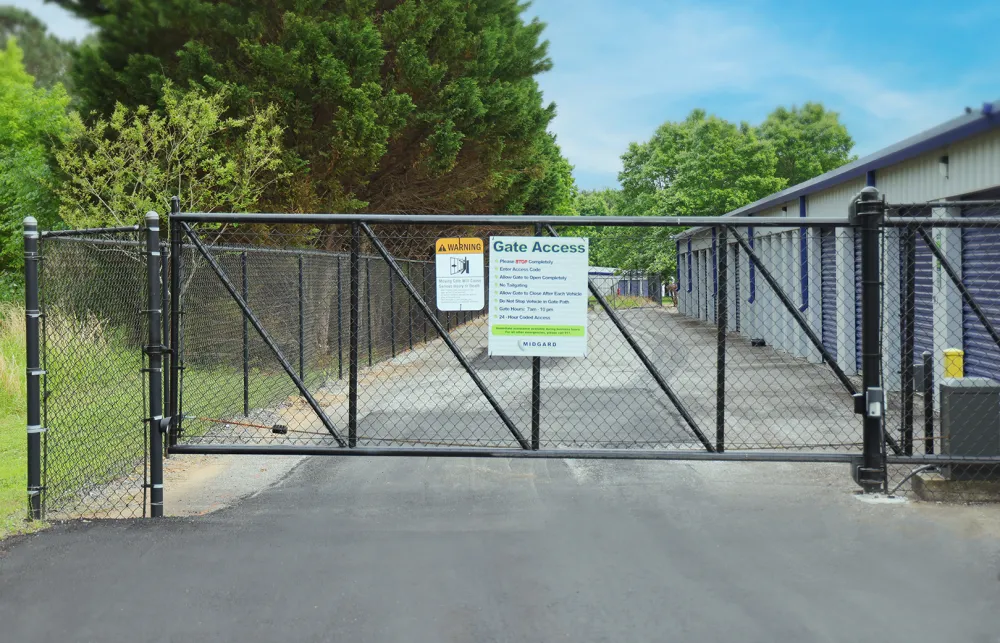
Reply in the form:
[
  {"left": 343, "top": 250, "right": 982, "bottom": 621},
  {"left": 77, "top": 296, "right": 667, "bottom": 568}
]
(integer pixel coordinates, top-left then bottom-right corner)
[{"left": 491, "top": 325, "right": 586, "bottom": 337}]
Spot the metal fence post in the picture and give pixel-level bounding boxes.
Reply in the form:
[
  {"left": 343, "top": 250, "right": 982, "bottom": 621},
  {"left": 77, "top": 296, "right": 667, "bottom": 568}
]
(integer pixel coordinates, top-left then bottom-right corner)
[
  {"left": 242, "top": 251, "right": 250, "bottom": 415},
  {"left": 349, "top": 224, "right": 360, "bottom": 447},
  {"left": 145, "top": 212, "right": 165, "bottom": 517},
  {"left": 532, "top": 223, "right": 542, "bottom": 450},
  {"left": 407, "top": 263, "right": 414, "bottom": 350},
  {"left": 389, "top": 268, "right": 397, "bottom": 358},
  {"left": 365, "top": 256, "right": 373, "bottom": 367},
  {"left": 337, "top": 256, "right": 343, "bottom": 380},
  {"left": 857, "top": 187, "right": 886, "bottom": 492},
  {"left": 298, "top": 254, "right": 305, "bottom": 381},
  {"left": 24, "top": 217, "right": 42, "bottom": 520},
  {"left": 716, "top": 226, "right": 728, "bottom": 453},
  {"left": 900, "top": 226, "right": 916, "bottom": 455},
  {"left": 922, "top": 351, "right": 934, "bottom": 454},
  {"left": 168, "top": 197, "right": 182, "bottom": 443}
]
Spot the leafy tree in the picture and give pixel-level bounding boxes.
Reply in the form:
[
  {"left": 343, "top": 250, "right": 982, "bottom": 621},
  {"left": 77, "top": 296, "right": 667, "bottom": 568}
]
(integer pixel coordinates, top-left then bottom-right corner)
[
  {"left": 757, "top": 102, "right": 854, "bottom": 186},
  {"left": 608, "top": 109, "right": 786, "bottom": 273},
  {"left": 55, "top": 83, "right": 287, "bottom": 228},
  {"left": 0, "top": 38, "right": 77, "bottom": 299},
  {"left": 0, "top": 7, "right": 76, "bottom": 90},
  {"left": 54, "top": 0, "right": 572, "bottom": 216}
]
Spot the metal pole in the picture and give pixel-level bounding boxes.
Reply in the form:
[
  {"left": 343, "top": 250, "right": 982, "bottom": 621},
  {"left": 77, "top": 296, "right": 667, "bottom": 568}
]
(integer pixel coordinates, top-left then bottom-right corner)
[
  {"left": 298, "top": 254, "right": 305, "bottom": 381},
  {"left": 160, "top": 240, "right": 169, "bottom": 450},
  {"left": 144, "top": 213, "right": 164, "bottom": 517},
  {"left": 24, "top": 217, "right": 42, "bottom": 520},
  {"left": 716, "top": 226, "right": 728, "bottom": 453},
  {"left": 365, "top": 256, "right": 373, "bottom": 367},
  {"left": 407, "top": 263, "right": 414, "bottom": 350},
  {"left": 349, "top": 224, "right": 360, "bottom": 447},
  {"left": 168, "top": 197, "right": 182, "bottom": 443},
  {"left": 923, "top": 351, "right": 934, "bottom": 455},
  {"left": 858, "top": 188, "right": 886, "bottom": 492},
  {"left": 242, "top": 251, "right": 250, "bottom": 415},
  {"left": 337, "top": 257, "right": 343, "bottom": 380},
  {"left": 901, "top": 227, "right": 916, "bottom": 455},
  {"left": 389, "top": 268, "right": 396, "bottom": 358},
  {"left": 532, "top": 223, "right": 542, "bottom": 450},
  {"left": 360, "top": 223, "right": 531, "bottom": 450}
]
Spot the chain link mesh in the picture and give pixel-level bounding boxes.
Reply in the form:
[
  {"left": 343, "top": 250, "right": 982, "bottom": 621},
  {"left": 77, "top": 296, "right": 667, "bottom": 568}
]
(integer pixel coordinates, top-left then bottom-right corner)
[
  {"left": 38, "top": 231, "right": 148, "bottom": 519},
  {"left": 884, "top": 201, "right": 1000, "bottom": 499}
]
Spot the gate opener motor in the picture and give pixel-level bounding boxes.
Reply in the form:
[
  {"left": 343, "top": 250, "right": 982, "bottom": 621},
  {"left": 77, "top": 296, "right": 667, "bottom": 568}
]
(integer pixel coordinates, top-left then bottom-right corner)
[{"left": 853, "top": 387, "right": 884, "bottom": 418}]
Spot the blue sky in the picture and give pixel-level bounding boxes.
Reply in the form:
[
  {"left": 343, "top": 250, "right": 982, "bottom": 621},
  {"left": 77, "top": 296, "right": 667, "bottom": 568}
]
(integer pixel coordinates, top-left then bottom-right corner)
[
  {"left": 527, "top": 0, "right": 1000, "bottom": 190},
  {"left": 19, "top": 0, "right": 999, "bottom": 191}
]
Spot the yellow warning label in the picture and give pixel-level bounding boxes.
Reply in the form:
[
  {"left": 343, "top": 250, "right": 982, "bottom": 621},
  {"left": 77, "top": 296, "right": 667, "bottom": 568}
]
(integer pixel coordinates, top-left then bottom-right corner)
[{"left": 435, "top": 237, "right": 484, "bottom": 254}]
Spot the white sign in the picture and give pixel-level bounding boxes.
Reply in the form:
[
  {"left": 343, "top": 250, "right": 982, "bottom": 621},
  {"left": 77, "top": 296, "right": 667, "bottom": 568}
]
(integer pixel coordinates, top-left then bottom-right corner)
[
  {"left": 435, "top": 237, "right": 484, "bottom": 311},
  {"left": 488, "top": 236, "right": 589, "bottom": 357}
]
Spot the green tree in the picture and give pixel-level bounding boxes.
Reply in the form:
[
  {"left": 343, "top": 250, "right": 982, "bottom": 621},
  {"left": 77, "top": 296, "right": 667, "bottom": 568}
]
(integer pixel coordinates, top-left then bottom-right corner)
[
  {"left": 54, "top": 0, "right": 571, "bottom": 217},
  {"left": 55, "top": 83, "right": 287, "bottom": 228},
  {"left": 610, "top": 109, "right": 786, "bottom": 273},
  {"left": 0, "top": 7, "right": 76, "bottom": 90},
  {"left": 0, "top": 38, "right": 78, "bottom": 300},
  {"left": 757, "top": 102, "right": 854, "bottom": 186}
]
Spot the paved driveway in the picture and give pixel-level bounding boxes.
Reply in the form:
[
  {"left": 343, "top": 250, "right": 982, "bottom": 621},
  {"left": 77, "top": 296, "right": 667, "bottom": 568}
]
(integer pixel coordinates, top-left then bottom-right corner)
[{"left": 2, "top": 456, "right": 999, "bottom": 642}]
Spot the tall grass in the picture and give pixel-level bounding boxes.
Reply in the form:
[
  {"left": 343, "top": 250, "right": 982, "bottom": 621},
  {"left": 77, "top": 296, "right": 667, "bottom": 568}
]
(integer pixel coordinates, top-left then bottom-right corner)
[{"left": 0, "top": 303, "right": 29, "bottom": 537}]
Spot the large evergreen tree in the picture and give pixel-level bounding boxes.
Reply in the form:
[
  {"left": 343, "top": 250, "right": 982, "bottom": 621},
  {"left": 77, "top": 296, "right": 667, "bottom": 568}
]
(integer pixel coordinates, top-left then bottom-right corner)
[{"left": 54, "top": 0, "right": 574, "bottom": 215}]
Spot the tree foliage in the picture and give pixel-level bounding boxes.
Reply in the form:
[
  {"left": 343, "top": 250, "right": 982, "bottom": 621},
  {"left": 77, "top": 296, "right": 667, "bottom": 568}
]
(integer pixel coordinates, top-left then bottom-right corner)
[
  {"left": 0, "top": 38, "right": 77, "bottom": 297},
  {"left": 55, "top": 83, "right": 287, "bottom": 228},
  {"left": 55, "top": 0, "right": 573, "bottom": 215},
  {"left": 0, "top": 7, "right": 76, "bottom": 90},
  {"left": 590, "top": 109, "right": 787, "bottom": 273},
  {"left": 757, "top": 102, "right": 854, "bottom": 186}
]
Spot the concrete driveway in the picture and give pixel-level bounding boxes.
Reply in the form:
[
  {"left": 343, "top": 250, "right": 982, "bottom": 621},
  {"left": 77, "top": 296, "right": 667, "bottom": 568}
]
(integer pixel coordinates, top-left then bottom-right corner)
[{"left": 2, "top": 456, "right": 999, "bottom": 643}]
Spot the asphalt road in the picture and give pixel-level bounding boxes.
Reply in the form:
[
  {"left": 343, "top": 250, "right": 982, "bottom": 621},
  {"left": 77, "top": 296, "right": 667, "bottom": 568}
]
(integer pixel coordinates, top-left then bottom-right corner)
[{"left": 2, "top": 456, "right": 1000, "bottom": 643}]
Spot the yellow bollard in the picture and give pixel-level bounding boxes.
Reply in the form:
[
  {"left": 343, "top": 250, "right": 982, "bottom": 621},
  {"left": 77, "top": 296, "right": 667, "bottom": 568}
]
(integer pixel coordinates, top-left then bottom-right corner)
[{"left": 943, "top": 348, "right": 964, "bottom": 378}]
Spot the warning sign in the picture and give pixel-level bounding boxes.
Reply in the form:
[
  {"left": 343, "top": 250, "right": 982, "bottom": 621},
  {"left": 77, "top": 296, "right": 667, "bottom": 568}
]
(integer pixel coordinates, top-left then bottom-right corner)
[{"left": 435, "top": 237, "right": 484, "bottom": 311}]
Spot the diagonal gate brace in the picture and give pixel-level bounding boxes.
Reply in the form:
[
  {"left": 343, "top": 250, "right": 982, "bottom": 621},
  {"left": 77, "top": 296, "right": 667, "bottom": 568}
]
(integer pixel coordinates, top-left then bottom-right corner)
[
  {"left": 180, "top": 223, "right": 347, "bottom": 447},
  {"left": 544, "top": 223, "right": 715, "bottom": 453},
  {"left": 359, "top": 223, "right": 531, "bottom": 450},
  {"left": 916, "top": 226, "right": 1000, "bottom": 356}
]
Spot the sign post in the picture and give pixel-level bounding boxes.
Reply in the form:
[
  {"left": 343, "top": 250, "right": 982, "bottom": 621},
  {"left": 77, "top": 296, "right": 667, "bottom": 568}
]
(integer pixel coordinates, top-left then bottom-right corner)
[
  {"left": 488, "top": 236, "right": 589, "bottom": 357},
  {"left": 435, "top": 237, "right": 484, "bottom": 311}
]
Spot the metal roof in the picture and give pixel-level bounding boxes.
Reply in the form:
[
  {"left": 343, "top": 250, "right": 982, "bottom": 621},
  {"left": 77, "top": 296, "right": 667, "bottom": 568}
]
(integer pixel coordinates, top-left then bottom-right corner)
[{"left": 674, "top": 99, "right": 1000, "bottom": 240}]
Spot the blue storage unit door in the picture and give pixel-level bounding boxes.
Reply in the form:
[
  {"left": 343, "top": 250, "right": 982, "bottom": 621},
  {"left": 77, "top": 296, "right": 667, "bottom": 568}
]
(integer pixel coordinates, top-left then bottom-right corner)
[
  {"left": 733, "top": 244, "right": 741, "bottom": 332},
  {"left": 912, "top": 227, "right": 935, "bottom": 359},
  {"left": 962, "top": 207, "right": 1000, "bottom": 380},
  {"left": 820, "top": 229, "right": 837, "bottom": 359},
  {"left": 855, "top": 231, "right": 862, "bottom": 372}
]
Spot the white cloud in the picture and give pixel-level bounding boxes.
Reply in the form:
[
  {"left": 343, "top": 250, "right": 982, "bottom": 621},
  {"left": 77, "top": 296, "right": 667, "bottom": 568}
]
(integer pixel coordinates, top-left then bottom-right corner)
[{"left": 531, "top": 0, "right": 983, "bottom": 189}]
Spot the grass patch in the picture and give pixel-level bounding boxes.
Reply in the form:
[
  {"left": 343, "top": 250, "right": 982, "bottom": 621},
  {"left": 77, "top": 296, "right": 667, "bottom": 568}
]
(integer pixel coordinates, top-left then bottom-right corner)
[
  {"left": 588, "top": 294, "right": 654, "bottom": 310},
  {"left": 0, "top": 303, "right": 45, "bottom": 538}
]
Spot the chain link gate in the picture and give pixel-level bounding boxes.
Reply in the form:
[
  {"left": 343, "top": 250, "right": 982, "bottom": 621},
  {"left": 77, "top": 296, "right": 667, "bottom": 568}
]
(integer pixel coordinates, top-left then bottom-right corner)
[
  {"left": 40, "top": 189, "right": 982, "bottom": 520},
  {"left": 165, "top": 206, "right": 877, "bottom": 470}
]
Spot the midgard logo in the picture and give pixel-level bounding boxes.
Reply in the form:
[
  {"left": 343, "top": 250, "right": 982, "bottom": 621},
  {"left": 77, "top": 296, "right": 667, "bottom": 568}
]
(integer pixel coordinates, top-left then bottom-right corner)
[{"left": 519, "top": 340, "right": 558, "bottom": 350}]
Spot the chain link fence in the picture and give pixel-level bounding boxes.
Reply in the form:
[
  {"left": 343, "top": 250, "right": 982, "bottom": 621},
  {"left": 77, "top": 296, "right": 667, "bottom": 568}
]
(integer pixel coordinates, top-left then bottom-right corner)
[
  {"left": 884, "top": 201, "right": 1000, "bottom": 500},
  {"left": 29, "top": 199, "right": 1000, "bottom": 520},
  {"left": 37, "top": 228, "right": 149, "bottom": 519}
]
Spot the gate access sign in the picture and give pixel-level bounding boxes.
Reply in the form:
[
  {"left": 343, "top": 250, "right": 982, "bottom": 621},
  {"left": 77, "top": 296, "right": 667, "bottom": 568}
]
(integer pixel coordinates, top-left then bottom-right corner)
[
  {"left": 488, "top": 236, "right": 589, "bottom": 357},
  {"left": 435, "top": 237, "right": 484, "bottom": 311}
]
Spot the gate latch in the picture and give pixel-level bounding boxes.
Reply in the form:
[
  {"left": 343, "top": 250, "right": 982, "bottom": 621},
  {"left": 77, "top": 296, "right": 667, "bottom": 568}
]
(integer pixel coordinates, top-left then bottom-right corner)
[{"left": 853, "top": 387, "right": 884, "bottom": 418}]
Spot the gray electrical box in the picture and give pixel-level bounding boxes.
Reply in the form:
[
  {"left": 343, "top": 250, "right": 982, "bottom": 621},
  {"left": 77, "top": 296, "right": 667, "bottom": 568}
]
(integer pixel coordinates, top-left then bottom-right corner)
[{"left": 940, "top": 377, "right": 1000, "bottom": 480}]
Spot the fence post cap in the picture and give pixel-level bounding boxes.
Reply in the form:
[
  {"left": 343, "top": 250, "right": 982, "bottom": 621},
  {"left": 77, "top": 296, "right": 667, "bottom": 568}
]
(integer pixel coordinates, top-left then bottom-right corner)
[
  {"left": 145, "top": 211, "right": 159, "bottom": 226},
  {"left": 858, "top": 185, "right": 881, "bottom": 201},
  {"left": 23, "top": 216, "right": 37, "bottom": 228}
]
